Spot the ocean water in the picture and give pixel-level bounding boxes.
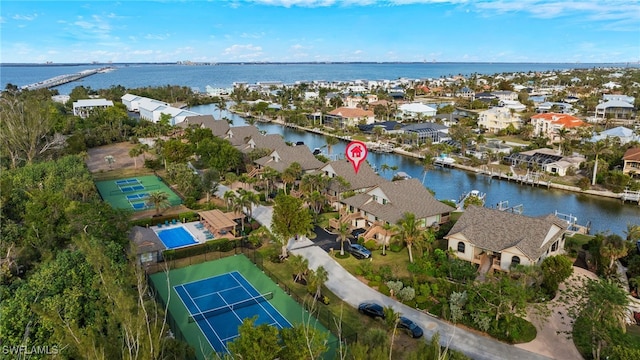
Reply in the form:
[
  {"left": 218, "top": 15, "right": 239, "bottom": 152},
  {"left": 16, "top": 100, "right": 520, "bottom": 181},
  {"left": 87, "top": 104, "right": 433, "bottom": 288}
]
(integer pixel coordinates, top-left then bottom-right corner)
[{"left": 2, "top": 62, "right": 637, "bottom": 95}]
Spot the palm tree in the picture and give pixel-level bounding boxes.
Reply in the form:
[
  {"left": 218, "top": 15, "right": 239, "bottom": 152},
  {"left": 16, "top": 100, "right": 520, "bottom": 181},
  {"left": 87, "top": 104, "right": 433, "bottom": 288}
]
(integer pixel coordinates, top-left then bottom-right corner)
[
  {"left": 383, "top": 306, "right": 401, "bottom": 360},
  {"left": 281, "top": 169, "right": 296, "bottom": 195},
  {"left": 240, "top": 190, "right": 260, "bottom": 223},
  {"left": 395, "top": 212, "right": 422, "bottom": 263},
  {"left": 289, "top": 254, "right": 309, "bottom": 284},
  {"left": 146, "top": 191, "right": 170, "bottom": 216},
  {"left": 325, "top": 136, "right": 339, "bottom": 157},
  {"left": 307, "top": 266, "right": 328, "bottom": 302},
  {"left": 104, "top": 155, "right": 115, "bottom": 170},
  {"left": 586, "top": 139, "right": 612, "bottom": 186},
  {"left": 128, "top": 144, "right": 144, "bottom": 169},
  {"left": 624, "top": 223, "right": 640, "bottom": 242},
  {"left": 232, "top": 192, "right": 251, "bottom": 233},
  {"left": 555, "top": 128, "right": 571, "bottom": 155},
  {"left": 336, "top": 220, "right": 354, "bottom": 256},
  {"left": 223, "top": 190, "right": 236, "bottom": 211}
]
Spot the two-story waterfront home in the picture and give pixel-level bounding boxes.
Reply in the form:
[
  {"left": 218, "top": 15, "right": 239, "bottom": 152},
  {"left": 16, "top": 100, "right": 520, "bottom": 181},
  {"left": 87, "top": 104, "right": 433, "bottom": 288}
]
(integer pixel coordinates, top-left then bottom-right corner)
[
  {"left": 478, "top": 107, "right": 522, "bottom": 134},
  {"left": 530, "top": 113, "right": 589, "bottom": 142},
  {"left": 445, "top": 206, "right": 568, "bottom": 273},
  {"left": 72, "top": 98, "right": 114, "bottom": 118}
]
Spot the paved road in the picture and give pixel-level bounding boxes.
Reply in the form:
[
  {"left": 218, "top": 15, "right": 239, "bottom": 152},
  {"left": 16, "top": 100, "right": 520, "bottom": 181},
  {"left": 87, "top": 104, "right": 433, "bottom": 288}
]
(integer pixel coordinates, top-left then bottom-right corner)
[
  {"left": 239, "top": 202, "right": 551, "bottom": 359},
  {"left": 288, "top": 239, "right": 551, "bottom": 360}
]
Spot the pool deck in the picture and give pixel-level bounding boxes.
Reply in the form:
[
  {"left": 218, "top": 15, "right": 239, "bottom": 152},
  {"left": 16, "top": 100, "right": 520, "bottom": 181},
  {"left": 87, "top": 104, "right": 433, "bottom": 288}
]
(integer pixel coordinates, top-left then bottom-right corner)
[{"left": 152, "top": 221, "right": 236, "bottom": 246}]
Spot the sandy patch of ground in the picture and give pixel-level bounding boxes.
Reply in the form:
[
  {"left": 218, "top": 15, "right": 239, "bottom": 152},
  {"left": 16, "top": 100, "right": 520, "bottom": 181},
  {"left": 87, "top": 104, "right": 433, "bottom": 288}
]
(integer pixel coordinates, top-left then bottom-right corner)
[
  {"left": 515, "top": 266, "right": 598, "bottom": 360},
  {"left": 86, "top": 142, "right": 147, "bottom": 173}
]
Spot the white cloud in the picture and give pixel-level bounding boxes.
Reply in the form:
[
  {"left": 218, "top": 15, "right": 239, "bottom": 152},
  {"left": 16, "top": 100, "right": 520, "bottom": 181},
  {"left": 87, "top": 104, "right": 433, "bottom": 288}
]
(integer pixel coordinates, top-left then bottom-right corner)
[
  {"left": 12, "top": 13, "right": 38, "bottom": 21},
  {"left": 223, "top": 44, "right": 263, "bottom": 54},
  {"left": 240, "top": 32, "right": 266, "bottom": 39},
  {"left": 145, "top": 33, "right": 171, "bottom": 41}
]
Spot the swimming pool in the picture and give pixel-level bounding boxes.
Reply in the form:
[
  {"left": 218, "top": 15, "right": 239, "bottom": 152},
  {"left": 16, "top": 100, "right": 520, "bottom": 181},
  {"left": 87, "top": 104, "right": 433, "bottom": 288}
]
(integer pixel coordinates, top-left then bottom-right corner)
[{"left": 157, "top": 227, "right": 198, "bottom": 249}]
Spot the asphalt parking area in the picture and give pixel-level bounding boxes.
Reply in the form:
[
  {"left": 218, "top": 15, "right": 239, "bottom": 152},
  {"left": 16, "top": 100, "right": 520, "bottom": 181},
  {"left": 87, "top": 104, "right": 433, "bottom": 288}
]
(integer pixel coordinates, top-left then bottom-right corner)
[{"left": 310, "top": 226, "right": 338, "bottom": 252}]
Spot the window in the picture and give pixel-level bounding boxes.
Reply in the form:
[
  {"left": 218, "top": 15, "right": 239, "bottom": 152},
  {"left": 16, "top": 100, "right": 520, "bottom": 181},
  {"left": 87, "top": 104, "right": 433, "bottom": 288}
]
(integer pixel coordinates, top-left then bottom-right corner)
[
  {"left": 511, "top": 256, "right": 521, "bottom": 266},
  {"left": 457, "top": 242, "right": 465, "bottom": 253},
  {"left": 551, "top": 241, "right": 558, "bottom": 252}
]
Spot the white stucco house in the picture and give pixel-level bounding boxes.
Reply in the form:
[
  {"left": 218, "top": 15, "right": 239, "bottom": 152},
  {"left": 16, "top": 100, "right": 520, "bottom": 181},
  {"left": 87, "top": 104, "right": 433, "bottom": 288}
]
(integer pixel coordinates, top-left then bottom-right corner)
[
  {"left": 477, "top": 107, "right": 522, "bottom": 134},
  {"left": 72, "top": 99, "right": 114, "bottom": 118},
  {"left": 398, "top": 102, "right": 437, "bottom": 118}
]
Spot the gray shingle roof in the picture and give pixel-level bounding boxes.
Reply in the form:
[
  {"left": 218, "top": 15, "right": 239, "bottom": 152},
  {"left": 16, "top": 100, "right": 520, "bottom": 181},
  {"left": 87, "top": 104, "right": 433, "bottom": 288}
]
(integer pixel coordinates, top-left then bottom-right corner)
[
  {"left": 240, "top": 133, "right": 287, "bottom": 153},
  {"left": 255, "top": 146, "right": 324, "bottom": 173},
  {"left": 227, "top": 126, "right": 261, "bottom": 147},
  {"left": 342, "top": 178, "right": 455, "bottom": 224},
  {"left": 321, "top": 160, "right": 384, "bottom": 192},
  {"left": 128, "top": 226, "right": 165, "bottom": 255},
  {"left": 178, "top": 115, "right": 230, "bottom": 137},
  {"left": 446, "top": 206, "right": 568, "bottom": 260}
]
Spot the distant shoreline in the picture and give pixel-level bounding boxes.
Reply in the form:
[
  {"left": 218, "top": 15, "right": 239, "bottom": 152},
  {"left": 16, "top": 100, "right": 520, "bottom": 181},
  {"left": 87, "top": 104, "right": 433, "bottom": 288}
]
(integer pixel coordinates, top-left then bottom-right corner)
[{"left": 2, "top": 61, "right": 638, "bottom": 67}]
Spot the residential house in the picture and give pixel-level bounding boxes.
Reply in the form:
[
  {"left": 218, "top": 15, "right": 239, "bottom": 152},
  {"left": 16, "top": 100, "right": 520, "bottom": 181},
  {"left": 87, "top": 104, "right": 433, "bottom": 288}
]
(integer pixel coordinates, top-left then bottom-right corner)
[
  {"left": 254, "top": 145, "right": 324, "bottom": 173},
  {"left": 177, "top": 115, "right": 230, "bottom": 137},
  {"left": 445, "top": 206, "right": 568, "bottom": 272},
  {"left": 324, "top": 107, "right": 375, "bottom": 128},
  {"left": 402, "top": 122, "right": 449, "bottom": 145},
  {"left": 339, "top": 178, "right": 455, "bottom": 243},
  {"left": 238, "top": 133, "right": 287, "bottom": 154},
  {"left": 623, "top": 148, "right": 640, "bottom": 178},
  {"left": 491, "top": 91, "right": 518, "bottom": 102},
  {"left": 121, "top": 93, "right": 167, "bottom": 112},
  {"left": 498, "top": 100, "right": 527, "bottom": 112},
  {"left": 398, "top": 102, "right": 437, "bottom": 118},
  {"left": 530, "top": 113, "right": 589, "bottom": 142},
  {"left": 225, "top": 126, "right": 262, "bottom": 147},
  {"left": 72, "top": 98, "right": 114, "bottom": 118},
  {"left": 456, "top": 87, "right": 475, "bottom": 99},
  {"left": 536, "top": 102, "right": 574, "bottom": 114},
  {"left": 478, "top": 107, "right": 522, "bottom": 134},
  {"left": 319, "top": 160, "right": 384, "bottom": 209},
  {"left": 588, "top": 126, "right": 640, "bottom": 145},
  {"left": 595, "top": 100, "right": 635, "bottom": 120}
]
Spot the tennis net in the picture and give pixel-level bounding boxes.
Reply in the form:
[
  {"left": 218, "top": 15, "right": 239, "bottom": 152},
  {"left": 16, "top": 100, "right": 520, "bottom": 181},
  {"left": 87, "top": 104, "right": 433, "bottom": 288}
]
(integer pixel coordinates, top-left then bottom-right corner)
[{"left": 188, "top": 292, "right": 273, "bottom": 323}]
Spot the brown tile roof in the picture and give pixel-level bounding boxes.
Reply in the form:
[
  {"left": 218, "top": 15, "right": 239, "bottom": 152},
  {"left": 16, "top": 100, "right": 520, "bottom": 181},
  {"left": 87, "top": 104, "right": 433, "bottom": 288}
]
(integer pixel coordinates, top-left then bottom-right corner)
[
  {"left": 623, "top": 147, "right": 640, "bottom": 161},
  {"left": 445, "top": 206, "right": 568, "bottom": 261},
  {"left": 342, "top": 178, "right": 455, "bottom": 224},
  {"left": 255, "top": 145, "right": 324, "bottom": 173},
  {"left": 179, "top": 115, "right": 230, "bottom": 137},
  {"left": 328, "top": 107, "right": 374, "bottom": 119},
  {"left": 321, "top": 160, "right": 384, "bottom": 192}
]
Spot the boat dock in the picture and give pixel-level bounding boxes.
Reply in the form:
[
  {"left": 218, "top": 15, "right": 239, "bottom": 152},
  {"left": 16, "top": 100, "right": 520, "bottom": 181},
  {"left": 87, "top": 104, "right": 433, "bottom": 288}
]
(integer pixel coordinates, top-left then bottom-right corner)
[
  {"left": 21, "top": 67, "right": 113, "bottom": 90},
  {"left": 622, "top": 189, "right": 640, "bottom": 205}
]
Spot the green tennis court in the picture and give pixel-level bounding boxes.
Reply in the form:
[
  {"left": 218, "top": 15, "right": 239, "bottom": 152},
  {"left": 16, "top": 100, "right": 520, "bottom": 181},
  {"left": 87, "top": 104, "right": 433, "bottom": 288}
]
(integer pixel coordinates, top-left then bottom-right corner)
[
  {"left": 94, "top": 175, "right": 182, "bottom": 211},
  {"left": 149, "top": 255, "right": 336, "bottom": 359}
]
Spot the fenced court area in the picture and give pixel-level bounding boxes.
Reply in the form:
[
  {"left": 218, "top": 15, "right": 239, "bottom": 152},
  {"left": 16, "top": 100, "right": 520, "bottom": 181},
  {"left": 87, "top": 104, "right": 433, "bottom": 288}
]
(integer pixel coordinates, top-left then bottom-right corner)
[
  {"left": 94, "top": 175, "right": 182, "bottom": 211},
  {"left": 149, "top": 255, "right": 336, "bottom": 359},
  {"left": 176, "top": 271, "right": 290, "bottom": 353}
]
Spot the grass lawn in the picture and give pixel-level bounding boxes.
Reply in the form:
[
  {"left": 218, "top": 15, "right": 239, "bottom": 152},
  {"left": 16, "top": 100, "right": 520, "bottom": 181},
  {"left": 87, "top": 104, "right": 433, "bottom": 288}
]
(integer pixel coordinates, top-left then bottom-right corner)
[
  {"left": 332, "top": 247, "right": 414, "bottom": 280},
  {"left": 92, "top": 167, "right": 154, "bottom": 181},
  {"left": 257, "top": 244, "right": 422, "bottom": 358}
]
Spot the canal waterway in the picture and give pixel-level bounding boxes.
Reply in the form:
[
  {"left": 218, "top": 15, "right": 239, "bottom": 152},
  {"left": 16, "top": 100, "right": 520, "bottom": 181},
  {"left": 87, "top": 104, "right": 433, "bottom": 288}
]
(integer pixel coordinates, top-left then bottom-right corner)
[{"left": 190, "top": 104, "right": 640, "bottom": 237}]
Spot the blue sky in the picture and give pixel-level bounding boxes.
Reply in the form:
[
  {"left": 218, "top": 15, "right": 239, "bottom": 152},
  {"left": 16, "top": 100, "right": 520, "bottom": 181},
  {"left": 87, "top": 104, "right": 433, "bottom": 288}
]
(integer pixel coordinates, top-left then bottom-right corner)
[{"left": 1, "top": 0, "right": 639, "bottom": 63}]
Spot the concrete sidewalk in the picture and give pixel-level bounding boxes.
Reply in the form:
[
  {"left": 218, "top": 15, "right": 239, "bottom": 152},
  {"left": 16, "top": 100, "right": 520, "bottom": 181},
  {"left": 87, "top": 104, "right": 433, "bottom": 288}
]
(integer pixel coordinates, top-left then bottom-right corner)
[{"left": 288, "top": 237, "right": 551, "bottom": 360}]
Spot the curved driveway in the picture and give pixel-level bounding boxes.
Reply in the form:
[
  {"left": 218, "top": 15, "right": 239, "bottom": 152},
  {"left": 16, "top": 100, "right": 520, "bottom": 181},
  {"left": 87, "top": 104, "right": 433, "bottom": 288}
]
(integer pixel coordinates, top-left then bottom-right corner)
[
  {"left": 289, "top": 238, "right": 552, "bottom": 360},
  {"left": 248, "top": 202, "right": 551, "bottom": 360}
]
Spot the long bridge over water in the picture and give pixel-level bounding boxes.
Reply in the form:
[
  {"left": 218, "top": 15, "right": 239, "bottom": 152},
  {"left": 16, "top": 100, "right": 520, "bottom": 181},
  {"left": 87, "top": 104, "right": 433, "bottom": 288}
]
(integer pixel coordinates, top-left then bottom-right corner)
[{"left": 20, "top": 67, "right": 113, "bottom": 91}]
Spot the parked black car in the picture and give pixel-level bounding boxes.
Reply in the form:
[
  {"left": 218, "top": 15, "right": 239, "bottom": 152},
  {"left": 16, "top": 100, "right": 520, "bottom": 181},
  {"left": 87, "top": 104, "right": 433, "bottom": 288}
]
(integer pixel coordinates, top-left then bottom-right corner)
[
  {"left": 358, "top": 302, "right": 385, "bottom": 319},
  {"left": 397, "top": 316, "right": 424, "bottom": 338},
  {"left": 347, "top": 243, "right": 372, "bottom": 259},
  {"left": 351, "top": 228, "right": 366, "bottom": 239}
]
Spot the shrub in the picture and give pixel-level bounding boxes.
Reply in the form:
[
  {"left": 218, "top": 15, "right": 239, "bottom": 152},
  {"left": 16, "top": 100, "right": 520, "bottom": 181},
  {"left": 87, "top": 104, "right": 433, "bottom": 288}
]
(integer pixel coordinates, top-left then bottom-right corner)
[
  {"left": 397, "top": 286, "right": 416, "bottom": 302},
  {"left": 378, "top": 282, "right": 390, "bottom": 296},
  {"left": 386, "top": 280, "right": 404, "bottom": 294},
  {"left": 389, "top": 242, "right": 404, "bottom": 252},
  {"left": 364, "top": 239, "right": 378, "bottom": 250}
]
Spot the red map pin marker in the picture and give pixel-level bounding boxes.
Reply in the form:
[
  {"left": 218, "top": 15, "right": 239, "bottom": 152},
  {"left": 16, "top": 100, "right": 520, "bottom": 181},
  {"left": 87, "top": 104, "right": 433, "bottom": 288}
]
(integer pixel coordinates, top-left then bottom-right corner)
[{"left": 345, "top": 140, "right": 368, "bottom": 174}]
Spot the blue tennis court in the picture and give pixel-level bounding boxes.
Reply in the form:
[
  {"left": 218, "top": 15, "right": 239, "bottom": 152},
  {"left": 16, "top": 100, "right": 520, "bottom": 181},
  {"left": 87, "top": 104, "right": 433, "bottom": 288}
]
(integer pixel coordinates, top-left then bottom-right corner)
[
  {"left": 130, "top": 201, "right": 148, "bottom": 210},
  {"left": 174, "top": 271, "right": 290, "bottom": 354},
  {"left": 120, "top": 184, "right": 145, "bottom": 193},
  {"left": 126, "top": 192, "right": 149, "bottom": 201},
  {"left": 116, "top": 178, "right": 140, "bottom": 185},
  {"left": 157, "top": 227, "right": 198, "bottom": 249}
]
